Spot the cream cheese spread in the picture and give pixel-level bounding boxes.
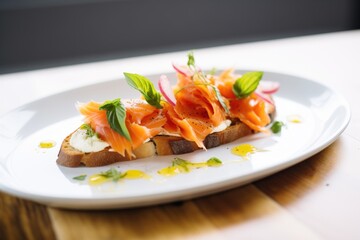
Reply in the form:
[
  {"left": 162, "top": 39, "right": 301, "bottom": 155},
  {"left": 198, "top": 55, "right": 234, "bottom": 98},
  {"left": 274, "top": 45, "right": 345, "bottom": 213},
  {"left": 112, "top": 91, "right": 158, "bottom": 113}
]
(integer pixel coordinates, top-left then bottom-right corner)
[
  {"left": 69, "top": 128, "right": 109, "bottom": 153},
  {"left": 211, "top": 119, "right": 231, "bottom": 133}
]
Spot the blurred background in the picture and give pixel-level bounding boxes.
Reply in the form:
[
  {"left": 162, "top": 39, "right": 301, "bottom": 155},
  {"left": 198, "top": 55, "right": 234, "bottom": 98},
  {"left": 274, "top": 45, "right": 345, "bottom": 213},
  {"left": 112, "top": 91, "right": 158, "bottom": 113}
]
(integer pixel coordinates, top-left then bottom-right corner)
[{"left": 0, "top": 0, "right": 359, "bottom": 74}]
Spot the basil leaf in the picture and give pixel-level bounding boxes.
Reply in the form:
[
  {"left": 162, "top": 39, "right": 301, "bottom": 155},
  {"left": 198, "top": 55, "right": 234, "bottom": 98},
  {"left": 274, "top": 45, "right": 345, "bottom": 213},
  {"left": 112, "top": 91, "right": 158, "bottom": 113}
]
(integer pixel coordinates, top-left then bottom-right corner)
[
  {"left": 271, "top": 121, "right": 285, "bottom": 134},
  {"left": 99, "top": 98, "right": 131, "bottom": 141},
  {"left": 124, "top": 72, "right": 162, "bottom": 109},
  {"left": 232, "top": 71, "right": 263, "bottom": 98}
]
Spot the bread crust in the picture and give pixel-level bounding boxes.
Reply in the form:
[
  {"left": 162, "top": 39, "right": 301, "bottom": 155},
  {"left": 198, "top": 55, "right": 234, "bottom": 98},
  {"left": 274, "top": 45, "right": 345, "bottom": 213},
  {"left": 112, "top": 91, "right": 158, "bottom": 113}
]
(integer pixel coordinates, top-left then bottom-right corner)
[{"left": 57, "top": 121, "right": 253, "bottom": 167}]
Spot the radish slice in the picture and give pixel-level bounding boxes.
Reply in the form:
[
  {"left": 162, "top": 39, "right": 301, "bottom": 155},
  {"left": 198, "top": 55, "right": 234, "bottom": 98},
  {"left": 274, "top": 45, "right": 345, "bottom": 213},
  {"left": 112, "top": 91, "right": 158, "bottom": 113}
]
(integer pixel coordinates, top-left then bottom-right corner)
[
  {"left": 172, "top": 63, "right": 202, "bottom": 77},
  {"left": 172, "top": 63, "right": 193, "bottom": 77},
  {"left": 159, "top": 75, "right": 176, "bottom": 106},
  {"left": 259, "top": 81, "right": 280, "bottom": 94},
  {"left": 255, "top": 91, "right": 274, "bottom": 106}
]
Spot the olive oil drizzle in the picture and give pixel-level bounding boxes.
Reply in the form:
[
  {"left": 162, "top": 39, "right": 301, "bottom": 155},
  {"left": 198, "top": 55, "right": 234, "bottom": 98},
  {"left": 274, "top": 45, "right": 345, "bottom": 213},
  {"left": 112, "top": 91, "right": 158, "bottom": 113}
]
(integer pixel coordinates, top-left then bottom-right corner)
[
  {"left": 73, "top": 157, "right": 223, "bottom": 185},
  {"left": 231, "top": 143, "right": 258, "bottom": 160},
  {"left": 88, "top": 169, "right": 149, "bottom": 185},
  {"left": 158, "top": 157, "right": 222, "bottom": 177}
]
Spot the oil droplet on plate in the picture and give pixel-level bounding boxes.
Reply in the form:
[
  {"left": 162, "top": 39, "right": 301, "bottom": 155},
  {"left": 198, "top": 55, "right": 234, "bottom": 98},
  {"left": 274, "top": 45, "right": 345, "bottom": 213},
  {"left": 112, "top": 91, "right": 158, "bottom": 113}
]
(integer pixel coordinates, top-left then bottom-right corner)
[
  {"left": 158, "top": 165, "right": 185, "bottom": 177},
  {"left": 89, "top": 174, "right": 109, "bottom": 185},
  {"left": 287, "top": 114, "right": 303, "bottom": 123},
  {"left": 39, "top": 140, "right": 56, "bottom": 148},
  {"left": 231, "top": 144, "right": 257, "bottom": 159},
  {"left": 123, "top": 170, "right": 149, "bottom": 179}
]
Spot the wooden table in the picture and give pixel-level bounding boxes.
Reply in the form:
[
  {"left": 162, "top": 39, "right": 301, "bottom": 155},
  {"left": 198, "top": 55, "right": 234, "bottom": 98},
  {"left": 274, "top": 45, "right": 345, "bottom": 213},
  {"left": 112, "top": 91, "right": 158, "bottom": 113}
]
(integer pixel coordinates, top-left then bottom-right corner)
[{"left": 1, "top": 30, "right": 359, "bottom": 240}]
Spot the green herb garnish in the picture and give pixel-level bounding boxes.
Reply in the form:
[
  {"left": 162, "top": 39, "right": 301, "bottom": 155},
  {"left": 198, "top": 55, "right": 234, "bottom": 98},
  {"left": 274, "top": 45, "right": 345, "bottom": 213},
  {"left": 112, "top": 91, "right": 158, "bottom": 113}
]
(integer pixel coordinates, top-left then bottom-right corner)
[
  {"left": 124, "top": 72, "right": 162, "bottom": 109},
  {"left": 100, "top": 168, "right": 125, "bottom": 182},
  {"left": 232, "top": 71, "right": 263, "bottom": 98},
  {"left": 187, "top": 51, "right": 196, "bottom": 70},
  {"left": 99, "top": 98, "right": 131, "bottom": 141},
  {"left": 73, "top": 174, "right": 87, "bottom": 181},
  {"left": 212, "top": 85, "right": 230, "bottom": 114},
  {"left": 271, "top": 121, "right": 285, "bottom": 134},
  {"left": 173, "top": 158, "right": 190, "bottom": 172},
  {"left": 207, "top": 157, "right": 222, "bottom": 167},
  {"left": 80, "top": 123, "right": 96, "bottom": 137},
  {"left": 208, "top": 67, "right": 217, "bottom": 76}
]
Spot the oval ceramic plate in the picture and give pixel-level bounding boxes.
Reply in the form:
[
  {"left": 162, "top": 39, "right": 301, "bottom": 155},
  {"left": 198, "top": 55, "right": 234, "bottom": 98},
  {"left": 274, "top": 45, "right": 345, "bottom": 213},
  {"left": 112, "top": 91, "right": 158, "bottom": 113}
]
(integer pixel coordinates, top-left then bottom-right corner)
[{"left": 0, "top": 71, "right": 350, "bottom": 209}]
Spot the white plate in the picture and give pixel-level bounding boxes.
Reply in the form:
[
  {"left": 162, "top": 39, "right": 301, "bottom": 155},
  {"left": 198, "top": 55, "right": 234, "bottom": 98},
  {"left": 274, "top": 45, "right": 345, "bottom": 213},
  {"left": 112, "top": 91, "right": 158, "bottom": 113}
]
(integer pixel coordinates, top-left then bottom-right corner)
[{"left": 0, "top": 71, "right": 350, "bottom": 209}]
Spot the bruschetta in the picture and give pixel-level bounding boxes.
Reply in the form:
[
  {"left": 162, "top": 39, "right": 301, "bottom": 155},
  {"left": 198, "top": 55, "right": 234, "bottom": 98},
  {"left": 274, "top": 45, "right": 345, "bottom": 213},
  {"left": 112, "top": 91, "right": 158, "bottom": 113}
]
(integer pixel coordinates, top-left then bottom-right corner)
[{"left": 57, "top": 53, "right": 278, "bottom": 167}]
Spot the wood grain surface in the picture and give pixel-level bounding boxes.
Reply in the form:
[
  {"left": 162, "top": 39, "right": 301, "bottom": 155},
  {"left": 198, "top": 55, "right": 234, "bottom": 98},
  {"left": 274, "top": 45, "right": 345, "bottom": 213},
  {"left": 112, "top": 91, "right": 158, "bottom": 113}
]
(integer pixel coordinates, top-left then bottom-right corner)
[
  {"left": 0, "top": 194, "right": 56, "bottom": 240},
  {"left": 1, "top": 31, "right": 359, "bottom": 240}
]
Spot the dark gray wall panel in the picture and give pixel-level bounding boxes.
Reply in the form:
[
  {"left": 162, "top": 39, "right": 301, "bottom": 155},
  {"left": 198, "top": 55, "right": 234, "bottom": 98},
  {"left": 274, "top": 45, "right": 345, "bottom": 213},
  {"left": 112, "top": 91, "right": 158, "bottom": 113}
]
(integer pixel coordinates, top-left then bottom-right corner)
[{"left": 0, "top": 0, "right": 359, "bottom": 73}]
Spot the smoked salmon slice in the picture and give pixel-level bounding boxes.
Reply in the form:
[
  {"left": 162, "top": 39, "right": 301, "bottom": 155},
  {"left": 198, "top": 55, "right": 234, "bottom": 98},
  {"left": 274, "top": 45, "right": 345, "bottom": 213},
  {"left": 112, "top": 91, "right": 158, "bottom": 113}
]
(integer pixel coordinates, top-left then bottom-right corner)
[
  {"left": 162, "top": 78, "right": 228, "bottom": 149},
  {"left": 229, "top": 93, "right": 271, "bottom": 132},
  {"left": 77, "top": 100, "right": 166, "bottom": 158}
]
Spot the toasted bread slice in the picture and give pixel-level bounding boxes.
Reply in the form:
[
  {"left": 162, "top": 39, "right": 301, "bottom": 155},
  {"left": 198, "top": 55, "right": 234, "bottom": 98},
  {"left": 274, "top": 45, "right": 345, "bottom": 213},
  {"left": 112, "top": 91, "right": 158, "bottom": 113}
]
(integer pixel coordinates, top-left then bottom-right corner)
[{"left": 57, "top": 121, "right": 253, "bottom": 167}]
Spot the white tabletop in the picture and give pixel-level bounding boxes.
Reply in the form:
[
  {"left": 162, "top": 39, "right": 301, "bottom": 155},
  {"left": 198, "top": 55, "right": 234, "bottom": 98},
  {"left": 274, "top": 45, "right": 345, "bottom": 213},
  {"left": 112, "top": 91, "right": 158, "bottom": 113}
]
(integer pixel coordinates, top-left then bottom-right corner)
[{"left": 1, "top": 30, "right": 359, "bottom": 117}]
